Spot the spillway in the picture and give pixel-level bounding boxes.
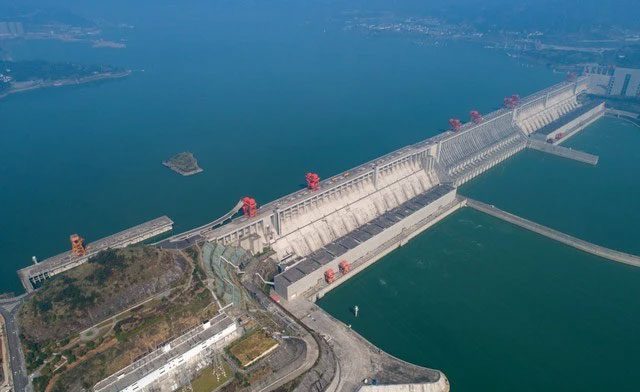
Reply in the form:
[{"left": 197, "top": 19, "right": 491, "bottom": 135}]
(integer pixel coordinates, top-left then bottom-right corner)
[
  {"left": 195, "top": 76, "right": 602, "bottom": 301},
  {"left": 19, "top": 77, "right": 602, "bottom": 299},
  {"left": 437, "top": 111, "right": 528, "bottom": 186}
]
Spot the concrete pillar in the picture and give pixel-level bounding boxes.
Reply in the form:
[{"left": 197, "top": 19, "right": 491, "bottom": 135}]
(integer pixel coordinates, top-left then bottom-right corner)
[
  {"left": 373, "top": 164, "right": 380, "bottom": 189},
  {"left": 273, "top": 209, "right": 282, "bottom": 236},
  {"left": 421, "top": 153, "right": 433, "bottom": 172}
]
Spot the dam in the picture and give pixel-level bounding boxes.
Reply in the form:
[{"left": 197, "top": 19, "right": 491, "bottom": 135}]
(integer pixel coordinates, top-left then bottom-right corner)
[
  {"left": 17, "top": 216, "right": 173, "bottom": 292},
  {"left": 17, "top": 76, "right": 607, "bottom": 299},
  {"left": 169, "top": 75, "right": 607, "bottom": 301}
]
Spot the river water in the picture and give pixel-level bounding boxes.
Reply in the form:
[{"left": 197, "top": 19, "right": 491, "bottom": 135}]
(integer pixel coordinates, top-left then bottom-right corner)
[
  {"left": 318, "top": 120, "right": 640, "bottom": 391},
  {"left": 3, "top": 2, "right": 638, "bottom": 390},
  {"left": 0, "top": 2, "right": 559, "bottom": 294}
]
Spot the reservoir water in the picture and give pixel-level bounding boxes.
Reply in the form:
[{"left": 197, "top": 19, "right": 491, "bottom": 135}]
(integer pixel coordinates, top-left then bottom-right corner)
[
  {"left": 2, "top": 2, "right": 639, "bottom": 390},
  {"left": 0, "top": 2, "right": 560, "bottom": 293}
]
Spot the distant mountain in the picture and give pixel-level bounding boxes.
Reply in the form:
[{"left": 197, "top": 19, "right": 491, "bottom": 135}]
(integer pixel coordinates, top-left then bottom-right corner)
[
  {"left": 335, "top": 0, "right": 640, "bottom": 33},
  {"left": 0, "top": 3, "right": 94, "bottom": 27}
]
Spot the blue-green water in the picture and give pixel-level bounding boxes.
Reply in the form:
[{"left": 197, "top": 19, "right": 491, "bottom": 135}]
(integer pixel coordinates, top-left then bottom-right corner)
[
  {"left": 318, "top": 120, "right": 640, "bottom": 391},
  {"left": 318, "top": 208, "right": 640, "bottom": 392},
  {"left": 3, "top": 2, "right": 640, "bottom": 390},
  {"left": 0, "top": 2, "right": 560, "bottom": 293},
  {"left": 462, "top": 117, "right": 640, "bottom": 255}
]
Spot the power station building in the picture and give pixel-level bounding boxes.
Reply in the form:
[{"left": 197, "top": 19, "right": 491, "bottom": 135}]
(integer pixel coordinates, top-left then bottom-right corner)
[
  {"left": 94, "top": 313, "right": 238, "bottom": 392},
  {"left": 584, "top": 64, "right": 640, "bottom": 97},
  {"left": 195, "top": 77, "right": 600, "bottom": 301}
]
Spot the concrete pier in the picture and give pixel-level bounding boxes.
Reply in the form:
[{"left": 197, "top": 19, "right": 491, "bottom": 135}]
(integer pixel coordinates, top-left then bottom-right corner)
[
  {"left": 526, "top": 139, "right": 599, "bottom": 165},
  {"left": 284, "top": 299, "right": 449, "bottom": 392},
  {"left": 464, "top": 198, "right": 640, "bottom": 268},
  {"left": 606, "top": 108, "right": 640, "bottom": 128}
]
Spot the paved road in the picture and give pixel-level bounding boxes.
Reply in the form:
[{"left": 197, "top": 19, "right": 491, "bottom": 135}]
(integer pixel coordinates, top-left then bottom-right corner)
[
  {"left": 285, "top": 299, "right": 447, "bottom": 392},
  {"left": 156, "top": 234, "right": 202, "bottom": 250},
  {"left": 241, "top": 282, "right": 320, "bottom": 391},
  {"left": 0, "top": 296, "right": 30, "bottom": 392},
  {"left": 155, "top": 200, "right": 244, "bottom": 250}
]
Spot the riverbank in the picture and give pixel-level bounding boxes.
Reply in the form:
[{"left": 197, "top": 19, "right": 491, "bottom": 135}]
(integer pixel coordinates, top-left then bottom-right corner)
[{"left": 0, "top": 70, "right": 131, "bottom": 100}]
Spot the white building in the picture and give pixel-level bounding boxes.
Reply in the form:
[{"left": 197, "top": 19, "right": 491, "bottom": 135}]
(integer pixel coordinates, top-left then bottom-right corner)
[
  {"left": 584, "top": 65, "right": 640, "bottom": 97},
  {"left": 94, "top": 313, "right": 239, "bottom": 392}
]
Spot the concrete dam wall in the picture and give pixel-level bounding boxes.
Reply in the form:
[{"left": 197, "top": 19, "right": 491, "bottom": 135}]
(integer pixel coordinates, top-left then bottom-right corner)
[
  {"left": 515, "top": 79, "right": 588, "bottom": 135},
  {"left": 198, "top": 77, "right": 593, "bottom": 301},
  {"left": 437, "top": 111, "right": 527, "bottom": 186},
  {"left": 272, "top": 156, "right": 440, "bottom": 261}
]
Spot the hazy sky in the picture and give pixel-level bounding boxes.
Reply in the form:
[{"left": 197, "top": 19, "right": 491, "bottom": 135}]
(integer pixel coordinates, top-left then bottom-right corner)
[{"left": 1, "top": 0, "right": 639, "bottom": 33}]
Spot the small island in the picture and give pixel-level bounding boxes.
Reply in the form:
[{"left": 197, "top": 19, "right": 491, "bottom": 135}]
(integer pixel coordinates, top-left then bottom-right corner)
[{"left": 162, "top": 152, "right": 203, "bottom": 176}]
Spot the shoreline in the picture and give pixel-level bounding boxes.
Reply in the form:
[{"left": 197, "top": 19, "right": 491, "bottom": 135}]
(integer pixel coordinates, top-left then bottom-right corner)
[{"left": 0, "top": 70, "right": 132, "bottom": 100}]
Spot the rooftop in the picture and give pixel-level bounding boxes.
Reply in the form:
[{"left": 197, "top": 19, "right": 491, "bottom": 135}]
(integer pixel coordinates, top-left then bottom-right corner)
[
  {"left": 536, "top": 100, "right": 603, "bottom": 136},
  {"left": 276, "top": 184, "right": 454, "bottom": 286},
  {"left": 94, "top": 313, "right": 235, "bottom": 392}
]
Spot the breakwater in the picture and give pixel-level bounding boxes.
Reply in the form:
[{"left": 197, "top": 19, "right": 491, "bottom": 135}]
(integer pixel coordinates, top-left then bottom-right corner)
[
  {"left": 465, "top": 198, "right": 640, "bottom": 267},
  {"left": 526, "top": 139, "right": 598, "bottom": 165}
]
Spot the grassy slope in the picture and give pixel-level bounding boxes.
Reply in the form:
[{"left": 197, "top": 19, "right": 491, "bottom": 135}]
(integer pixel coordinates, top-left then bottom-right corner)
[{"left": 19, "top": 246, "right": 189, "bottom": 344}]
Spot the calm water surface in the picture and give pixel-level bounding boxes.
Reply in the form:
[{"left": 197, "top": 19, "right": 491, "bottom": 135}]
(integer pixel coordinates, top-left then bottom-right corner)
[
  {"left": 319, "top": 119, "right": 640, "bottom": 391},
  {"left": 0, "top": 2, "right": 559, "bottom": 293},
  {"left": 3, "top": 2, "right": 639, "bottom": 390},
  {"left": 318, "top": 208, "right": 640, "bottom": 392},
  {"left": 462, "top": 117, "right": 640, "bottom": 254}
]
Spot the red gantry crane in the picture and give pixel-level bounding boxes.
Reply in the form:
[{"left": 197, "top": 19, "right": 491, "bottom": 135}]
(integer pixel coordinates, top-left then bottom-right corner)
[
  {"left": 470, "top": 110, "right": 483, "bottom": 124},
  {"left": 339, "top": 260, "right": 351, "bottom": 274},
  {"left": 242, "top": 197, "right": 258, "bottom": 218},
  {"left": 503, "top": 94, "right": 520, "bottom": 109},
  {"left": 306, "top": 172, "right": 320, "bottom": 191},
  {"left": 324, "top": 268, "right": 336, "bottom": 283},
  {"left": 70, "top": 234, "right": 86, "bottom": 256},
  {"left": 449, "top": 118, "right": 462, "bottom": 132}
]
